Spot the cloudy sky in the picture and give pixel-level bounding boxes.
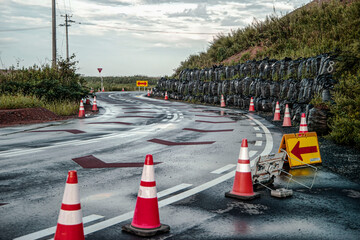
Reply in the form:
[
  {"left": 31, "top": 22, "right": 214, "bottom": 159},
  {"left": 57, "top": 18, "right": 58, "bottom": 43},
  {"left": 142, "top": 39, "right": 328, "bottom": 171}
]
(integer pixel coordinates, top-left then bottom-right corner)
[{"left": 0, "top": 0, "right": 310, "bottom": 76}]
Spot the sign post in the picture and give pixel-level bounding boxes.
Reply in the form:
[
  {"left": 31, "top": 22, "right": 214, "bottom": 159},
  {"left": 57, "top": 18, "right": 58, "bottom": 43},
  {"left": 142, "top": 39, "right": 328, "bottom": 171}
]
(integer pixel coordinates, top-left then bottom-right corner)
[
  {"left": 97, "top": 68, "right": 103, "bottom": 91},
  {"left": 136, "top": 81, "right": 148, "bottom": 92}
]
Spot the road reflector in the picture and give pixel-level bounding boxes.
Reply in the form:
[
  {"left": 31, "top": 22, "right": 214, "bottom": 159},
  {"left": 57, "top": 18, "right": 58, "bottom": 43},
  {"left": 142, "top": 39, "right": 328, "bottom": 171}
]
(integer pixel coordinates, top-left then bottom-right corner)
[{"left": 278, "top": 132, "right": 322, "bottom": 168}]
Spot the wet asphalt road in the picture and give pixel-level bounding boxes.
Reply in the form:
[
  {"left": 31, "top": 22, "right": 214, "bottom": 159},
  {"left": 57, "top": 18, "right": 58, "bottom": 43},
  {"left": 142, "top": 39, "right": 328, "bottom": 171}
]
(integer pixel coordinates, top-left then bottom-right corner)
[{"left": 0, "top": 91, "right": 359, "bottom": 240}]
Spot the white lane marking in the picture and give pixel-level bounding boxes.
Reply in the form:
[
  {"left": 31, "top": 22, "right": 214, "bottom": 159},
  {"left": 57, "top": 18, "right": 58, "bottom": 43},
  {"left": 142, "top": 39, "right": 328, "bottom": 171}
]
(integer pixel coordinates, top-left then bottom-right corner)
[
  {"left": 83, "top": 171, "right": 237, "bottom": 236},
  {"left": 256, "top": 133, "right": 263, "bottom": 138},
  {"left": 157, "top": 183, "right": 193, "bottom": 199},
  {"left": 249, "top": 151, "right": 257, "bottom": 158},
  {"left": 169, "top": 113, "right": 179, "bottom": 122},
  {"left": 0, "top": 148, "right": 43, "bottom": 158},
  {"left": 52, "top": 140, "right": 82, "bottom": 147},
  {"left": 211, "top": 164, "right": 236, "bottom": 174},
  {"left": 247, "top": 114, "right": 274, "bottom": 161},
  {"left": 250, "top": 122, "right": 256, "bottom": 125},
  {"left": 253, "top": 127, "right": 260, "bottom": 131},
  {"left": 77, "top": 140, "right": 100, "bottom": 146},
  {"left": 14, "top": 214, "right": 104, "bottom": 240},
  {"left": 255, "top": 141, "right": 263, "bottom": 146}
]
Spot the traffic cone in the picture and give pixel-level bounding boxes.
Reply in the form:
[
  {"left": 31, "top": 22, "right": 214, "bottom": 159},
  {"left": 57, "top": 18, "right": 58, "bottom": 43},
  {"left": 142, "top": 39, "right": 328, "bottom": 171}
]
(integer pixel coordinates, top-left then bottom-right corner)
[
  {"left": 90, "top": 88, "right": 94, "bottom": 93},
  {"left": 299, "top": 113, "right": 308, "bottom": 134},
  {"left": 225, "top": 139, "right": 260, "bottom": 200},
  {"left": 122, "top": 155, "right": 170, "bottom": 237},
  {"left": 221, "top": 95, "right": 226, "bottom": 107},
  {"left": 282, "top": 104, "right": 291, "bottom": 127},
  {"left": 150, "top": 88, "right": 153, "bottom": 95},
  {"left": 164, "top": 92, "right": 168, "bottom": 100},
  {"left": 54, "top": 171, "right": 84, "bottom": 240},
  {"left": 147, "top": 90, "right": 150, "bottom": 97},
  {"left": 78, "top": 100, "right": 85, "bottom": 118},
  {"left": 122, "top": 88, "right": 125, "bottom": 91},
  {"left": 102, "top": 87, "right": 105, "bottom": 92},
  {"left": 92, "top": 96, "right": 98, "bottom": 112},
  {"left": 249, "top": 97, "right": 255, "bottom": 112},
  {"left": 273, "top": 101, "right": 281, "bottom": 121}
]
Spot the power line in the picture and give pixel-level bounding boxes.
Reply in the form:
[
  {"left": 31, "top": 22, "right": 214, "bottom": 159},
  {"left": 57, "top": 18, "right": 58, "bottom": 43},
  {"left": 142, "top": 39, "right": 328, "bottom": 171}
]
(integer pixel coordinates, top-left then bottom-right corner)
[
  {"left": 0, "top": 26, "right": 49, "bottom": 32},
  {"left": 79, "top": 22, "right": 220, "bottom": 35}
]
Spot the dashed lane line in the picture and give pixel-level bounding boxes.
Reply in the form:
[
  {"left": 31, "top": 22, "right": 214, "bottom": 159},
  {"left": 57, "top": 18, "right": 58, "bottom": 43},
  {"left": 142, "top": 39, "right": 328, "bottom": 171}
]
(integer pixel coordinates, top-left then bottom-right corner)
[
  {"left": 14, "top": 214, "right": 105, "bottom": 240},
  {"left": 255, "top": 141, "right": 263, "bottom": 146},
  {"left": 211, "top": 164, "right": 236, "bottom": 174},
  {"left": 253, "top": 126, "right": 261, "bottom": 131}
]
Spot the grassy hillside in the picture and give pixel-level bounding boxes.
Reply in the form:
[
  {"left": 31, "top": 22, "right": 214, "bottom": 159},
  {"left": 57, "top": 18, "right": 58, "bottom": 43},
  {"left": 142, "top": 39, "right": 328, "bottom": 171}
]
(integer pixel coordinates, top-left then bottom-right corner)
[
  {"left": 173, "top": 0, "right": 360, "bottom": 148},
  {"left": 174, "top": 0, "right": 360, "bottom": 74}
]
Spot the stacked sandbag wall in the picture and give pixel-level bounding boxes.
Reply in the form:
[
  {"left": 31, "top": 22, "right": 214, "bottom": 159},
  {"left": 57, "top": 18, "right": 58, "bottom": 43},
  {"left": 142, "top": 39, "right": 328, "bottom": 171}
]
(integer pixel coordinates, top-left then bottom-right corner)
[{"left": 154, "top": 54, "right": 337, "bottom": 134}]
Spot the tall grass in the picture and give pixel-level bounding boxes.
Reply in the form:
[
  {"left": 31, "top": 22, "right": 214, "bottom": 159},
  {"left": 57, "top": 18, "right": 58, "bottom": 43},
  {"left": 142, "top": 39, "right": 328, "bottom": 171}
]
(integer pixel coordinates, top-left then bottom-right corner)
[{"left": 0, "top": 94, "right": 78, "bottom": 116}]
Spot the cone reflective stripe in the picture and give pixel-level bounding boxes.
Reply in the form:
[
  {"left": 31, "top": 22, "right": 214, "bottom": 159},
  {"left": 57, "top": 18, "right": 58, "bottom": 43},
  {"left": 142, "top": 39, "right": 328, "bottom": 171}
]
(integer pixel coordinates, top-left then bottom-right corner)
[
  {"left": 147, "top": 90, "right": 150, "bottom": 97},
  {"left": 249, "top": 97, "right": 255, "bottom": 112},
  {"left": 54, "top": 171, "right": 84, "bottom": 240},
  {"left": 92, "top": 96, "right": 98, "bottom": 112},
  {"left": 78, "top": 100, "right": 85, "bottom": 118},
  {"left": 221, "top": 95, "right": 226, "bottom": 107},
  {"left": 299, "top": 113, "right": 308, "bottom": 133},
  {"left": 282, "top": 104, "right": 292, "bottom": 127},
  {"left": 225, "top": 139, "right": 260, "bottom": 200},
  {"left": 273, "top": 101, "right": 281, "bottom": 121},
  {"left": 164, "top": 92, "right": 168, "bottom": 100},
  {"left": 123, "top": 155, "right": 170, "bottom": 237}
]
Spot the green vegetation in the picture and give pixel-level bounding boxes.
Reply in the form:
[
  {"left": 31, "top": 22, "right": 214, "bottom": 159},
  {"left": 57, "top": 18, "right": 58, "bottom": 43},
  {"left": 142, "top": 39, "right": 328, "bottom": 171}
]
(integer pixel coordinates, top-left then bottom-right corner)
[
  {"left": 173, "top": 0, "right": 360, "bottom": 148},
  {"left": 0, "top": 56, "right": 88, "bottom": 116},
  {"left": 84, "top": 76, "right": 158, "bottom": 91},
  {"left": 0, "top": 94, "right": 78, "bottom": 116},
  {"left": 174, "top": 0, "right": 360, "bottom": 73}
]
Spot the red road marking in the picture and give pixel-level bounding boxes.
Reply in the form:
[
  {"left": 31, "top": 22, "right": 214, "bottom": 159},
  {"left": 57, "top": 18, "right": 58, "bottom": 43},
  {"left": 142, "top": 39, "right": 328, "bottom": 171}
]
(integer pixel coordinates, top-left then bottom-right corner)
[
  {"left": 30, "top": 130, "right": 86, "bottom": 134},
  {"left": 122, "top": 108, "right": 153, "bottom": 109},
  {"left": 195, "top": 115, "right": 229, "bottom": 118},
  {"left": 117, "top": 116, "right": 155, "bottom": 118},
  {"left": 88, "top": 122, "right": 132, "bottom": 125},
  {"left": 183, "top": 128, "right": 234, "bottom": 132},
  {"left": 124, "top": 111, "right": 157, "bottom": 114},
  {"left": 72, "top": 155, "right": 162, "bottom": 168},
  {"left": 195, "top": 120, "right": 236, "bottom": 124},
  {"left": 148, "top": 138, "right": 215, "bottom": 146}
]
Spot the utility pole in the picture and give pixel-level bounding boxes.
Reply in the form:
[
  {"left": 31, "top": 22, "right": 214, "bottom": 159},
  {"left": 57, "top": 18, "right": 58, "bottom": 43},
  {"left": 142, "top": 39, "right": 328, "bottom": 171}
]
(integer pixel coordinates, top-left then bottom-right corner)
[
  {"left": 60, "top": 14, "right": 75, "bottom": 61},
  {"left": 52, "top": 0, "right": 56, "bottom": 68}
]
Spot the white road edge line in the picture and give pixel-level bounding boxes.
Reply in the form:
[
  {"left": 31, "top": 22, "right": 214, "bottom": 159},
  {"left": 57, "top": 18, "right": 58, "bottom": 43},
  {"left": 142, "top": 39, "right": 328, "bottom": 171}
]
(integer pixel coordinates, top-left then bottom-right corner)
[
  {"left": 14, "top": 214, "right": 104, "bottom": 240},
  {"left": 211, "top": 164, "right": 236, "bottom": 174}
]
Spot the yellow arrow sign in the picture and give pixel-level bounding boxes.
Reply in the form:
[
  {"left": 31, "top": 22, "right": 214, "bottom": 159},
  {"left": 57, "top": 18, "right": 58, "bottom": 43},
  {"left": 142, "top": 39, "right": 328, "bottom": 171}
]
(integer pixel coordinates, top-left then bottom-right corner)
[{"left": 136, "top": 81, "right": 148, "bottom": 87}]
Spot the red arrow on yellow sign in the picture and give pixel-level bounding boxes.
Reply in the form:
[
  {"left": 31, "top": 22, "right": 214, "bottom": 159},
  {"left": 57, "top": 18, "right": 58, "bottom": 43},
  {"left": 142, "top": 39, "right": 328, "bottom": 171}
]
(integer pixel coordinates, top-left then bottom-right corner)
[
  {"left": 291, "top": 141, "right": 318, "bottom": 161},
  {"left": 136, "top": 81, "right": 148, "bottom": 87}
]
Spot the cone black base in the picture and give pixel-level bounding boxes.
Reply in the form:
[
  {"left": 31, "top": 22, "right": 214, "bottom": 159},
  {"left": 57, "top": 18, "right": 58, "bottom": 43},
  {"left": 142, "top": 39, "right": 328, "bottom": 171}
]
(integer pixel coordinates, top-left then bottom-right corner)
[
  {"left": 122, "top": 224, "right": 170, "bottom": 237},
  {"left": 225, "top": 191, "right": 260, "bottom": 200}
]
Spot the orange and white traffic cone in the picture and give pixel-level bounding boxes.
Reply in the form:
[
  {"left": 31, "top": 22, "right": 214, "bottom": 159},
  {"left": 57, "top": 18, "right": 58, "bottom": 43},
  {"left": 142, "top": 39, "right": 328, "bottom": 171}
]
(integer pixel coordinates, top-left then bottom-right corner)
[
  {"left": 102, "top": 87, "right": 105, "bottom": 92},
  {"left": 150, "top": 88, "right": 153, "bottom": 95},
  {"left": 90, "top": 88, "right": 94, "bottom": 93},
  {"left": 221, "top": 95, "right": 226, "bottom": 107},
  {"left": 92, "top": 96, "right": 98, "bottom": 112},
  {"left": 122, "top": 88, "right": 125, "bottom": 91},
  {"left": 78, "top": 100, "right": 85, "bottom": 118},
  {"left": 147, "top": 90, "right": 150, "bottom": 97},
  {"left": 225, "top": 139, "right": 260, "bottom": 200},
  {"left": 299, "top": 113, "right": 308, "bottom": 134},
  {"left": 54, "top": 171, "right": 84, "bottom": 240},
  {"left": 249, "top": 97, "right": 255, "bottom": 112},
  {"left": 122, "top": 155, "right": 170, "bottom": 237},
  {"left": 273, "top": 101, "right": 281, "bottom": 121},
  {"left": 164, "top": 92, "right": 168, "bottom": 100},
  {"left": 282, "top": 104, "right": 291, "bottom": 127}
]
